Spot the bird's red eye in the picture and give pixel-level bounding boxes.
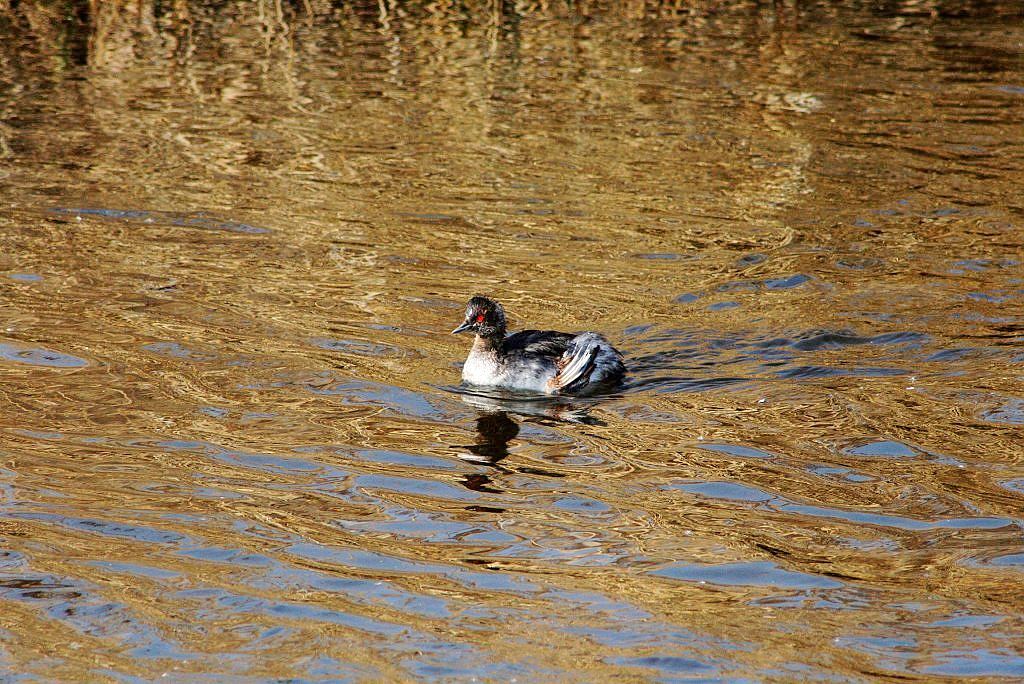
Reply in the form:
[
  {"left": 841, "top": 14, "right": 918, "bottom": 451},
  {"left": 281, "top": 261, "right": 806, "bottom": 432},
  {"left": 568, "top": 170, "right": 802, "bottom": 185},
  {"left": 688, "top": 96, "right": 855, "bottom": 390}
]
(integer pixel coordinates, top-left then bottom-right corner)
[{"left": 475, "top": 314, "right": 485, "bottom": 323}]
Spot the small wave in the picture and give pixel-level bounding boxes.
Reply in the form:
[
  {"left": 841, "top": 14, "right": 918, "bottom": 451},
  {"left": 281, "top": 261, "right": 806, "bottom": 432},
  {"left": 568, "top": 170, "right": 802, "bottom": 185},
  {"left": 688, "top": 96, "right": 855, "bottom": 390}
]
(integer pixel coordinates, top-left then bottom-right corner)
[
  {"left": 51, "top": 207, "right": 270, "bottom": 234},
  {"left": 0, "top": 343, "right": 88, "bottom": 368}
]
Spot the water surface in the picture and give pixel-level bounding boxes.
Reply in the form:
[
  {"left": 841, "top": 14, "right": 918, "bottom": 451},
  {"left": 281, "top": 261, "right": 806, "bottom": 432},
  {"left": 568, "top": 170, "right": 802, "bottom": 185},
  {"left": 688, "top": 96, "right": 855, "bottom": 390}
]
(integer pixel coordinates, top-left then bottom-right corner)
[{"left": 1, "top": 1, "right": 1023, "bottom": 680}]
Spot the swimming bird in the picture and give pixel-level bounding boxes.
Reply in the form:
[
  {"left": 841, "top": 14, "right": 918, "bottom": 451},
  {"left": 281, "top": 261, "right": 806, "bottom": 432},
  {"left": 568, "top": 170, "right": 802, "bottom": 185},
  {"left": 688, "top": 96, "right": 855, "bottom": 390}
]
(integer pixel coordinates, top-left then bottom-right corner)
[{"left": 451, "top": 295, "right": 625, "bottom": 395}]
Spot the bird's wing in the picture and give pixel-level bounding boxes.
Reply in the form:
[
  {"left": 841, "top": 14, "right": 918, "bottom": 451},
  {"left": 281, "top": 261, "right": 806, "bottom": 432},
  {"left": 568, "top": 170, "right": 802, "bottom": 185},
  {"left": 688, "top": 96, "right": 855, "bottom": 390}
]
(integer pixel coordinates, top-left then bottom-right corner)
[{"left": 548, "top": 334, "right": 601, "bottom": 393}]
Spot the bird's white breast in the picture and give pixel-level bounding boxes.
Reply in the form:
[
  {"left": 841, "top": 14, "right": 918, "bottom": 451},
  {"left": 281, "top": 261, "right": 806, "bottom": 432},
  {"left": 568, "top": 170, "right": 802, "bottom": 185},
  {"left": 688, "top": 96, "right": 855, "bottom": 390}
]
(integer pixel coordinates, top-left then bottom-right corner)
[{"left": 462, "top": 349, "right": 504, "bottom": 386}]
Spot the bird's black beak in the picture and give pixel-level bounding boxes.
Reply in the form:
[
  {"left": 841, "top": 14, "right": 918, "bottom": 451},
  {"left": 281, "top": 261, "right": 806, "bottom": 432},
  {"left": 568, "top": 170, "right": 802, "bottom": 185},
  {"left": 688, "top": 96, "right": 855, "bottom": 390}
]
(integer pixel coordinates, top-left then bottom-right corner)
[{"left": 451, "top": 321, "right": 473, "bottom": 335}]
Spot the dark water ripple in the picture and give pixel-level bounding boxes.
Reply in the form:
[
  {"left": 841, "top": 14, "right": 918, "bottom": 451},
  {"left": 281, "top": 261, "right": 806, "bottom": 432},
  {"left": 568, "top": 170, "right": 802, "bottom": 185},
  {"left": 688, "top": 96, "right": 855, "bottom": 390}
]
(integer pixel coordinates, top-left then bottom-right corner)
[{"left": 50, "top": 208, "right": 271, "bottom": 235}]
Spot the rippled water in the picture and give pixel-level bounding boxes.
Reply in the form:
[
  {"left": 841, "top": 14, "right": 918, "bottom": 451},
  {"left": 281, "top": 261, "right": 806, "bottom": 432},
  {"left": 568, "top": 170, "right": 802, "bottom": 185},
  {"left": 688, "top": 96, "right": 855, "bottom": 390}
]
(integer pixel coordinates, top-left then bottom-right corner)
[{"left": 2, "top": 1, "right": 1023, "bottom": 680}]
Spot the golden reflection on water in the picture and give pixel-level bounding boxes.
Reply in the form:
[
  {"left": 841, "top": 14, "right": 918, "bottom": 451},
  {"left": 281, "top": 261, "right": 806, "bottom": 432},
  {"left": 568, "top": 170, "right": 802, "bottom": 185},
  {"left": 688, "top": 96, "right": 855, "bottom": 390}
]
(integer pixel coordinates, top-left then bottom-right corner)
[{"left": 1, "top": 1, "right": 1024, "bottom": 680}]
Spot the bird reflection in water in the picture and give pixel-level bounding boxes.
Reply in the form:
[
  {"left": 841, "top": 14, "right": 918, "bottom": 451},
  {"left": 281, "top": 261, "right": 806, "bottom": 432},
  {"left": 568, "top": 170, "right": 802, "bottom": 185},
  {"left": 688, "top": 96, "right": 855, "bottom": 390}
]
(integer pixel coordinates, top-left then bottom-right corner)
[
  {"left": 454, "top": 390, "right": 601, "bottom": 495},
  {"left": 463, "top": 411, "right": 520, "bottom": 466},
  {"left": 460, "top": 412, "right": 519, "bottom": 495}
]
